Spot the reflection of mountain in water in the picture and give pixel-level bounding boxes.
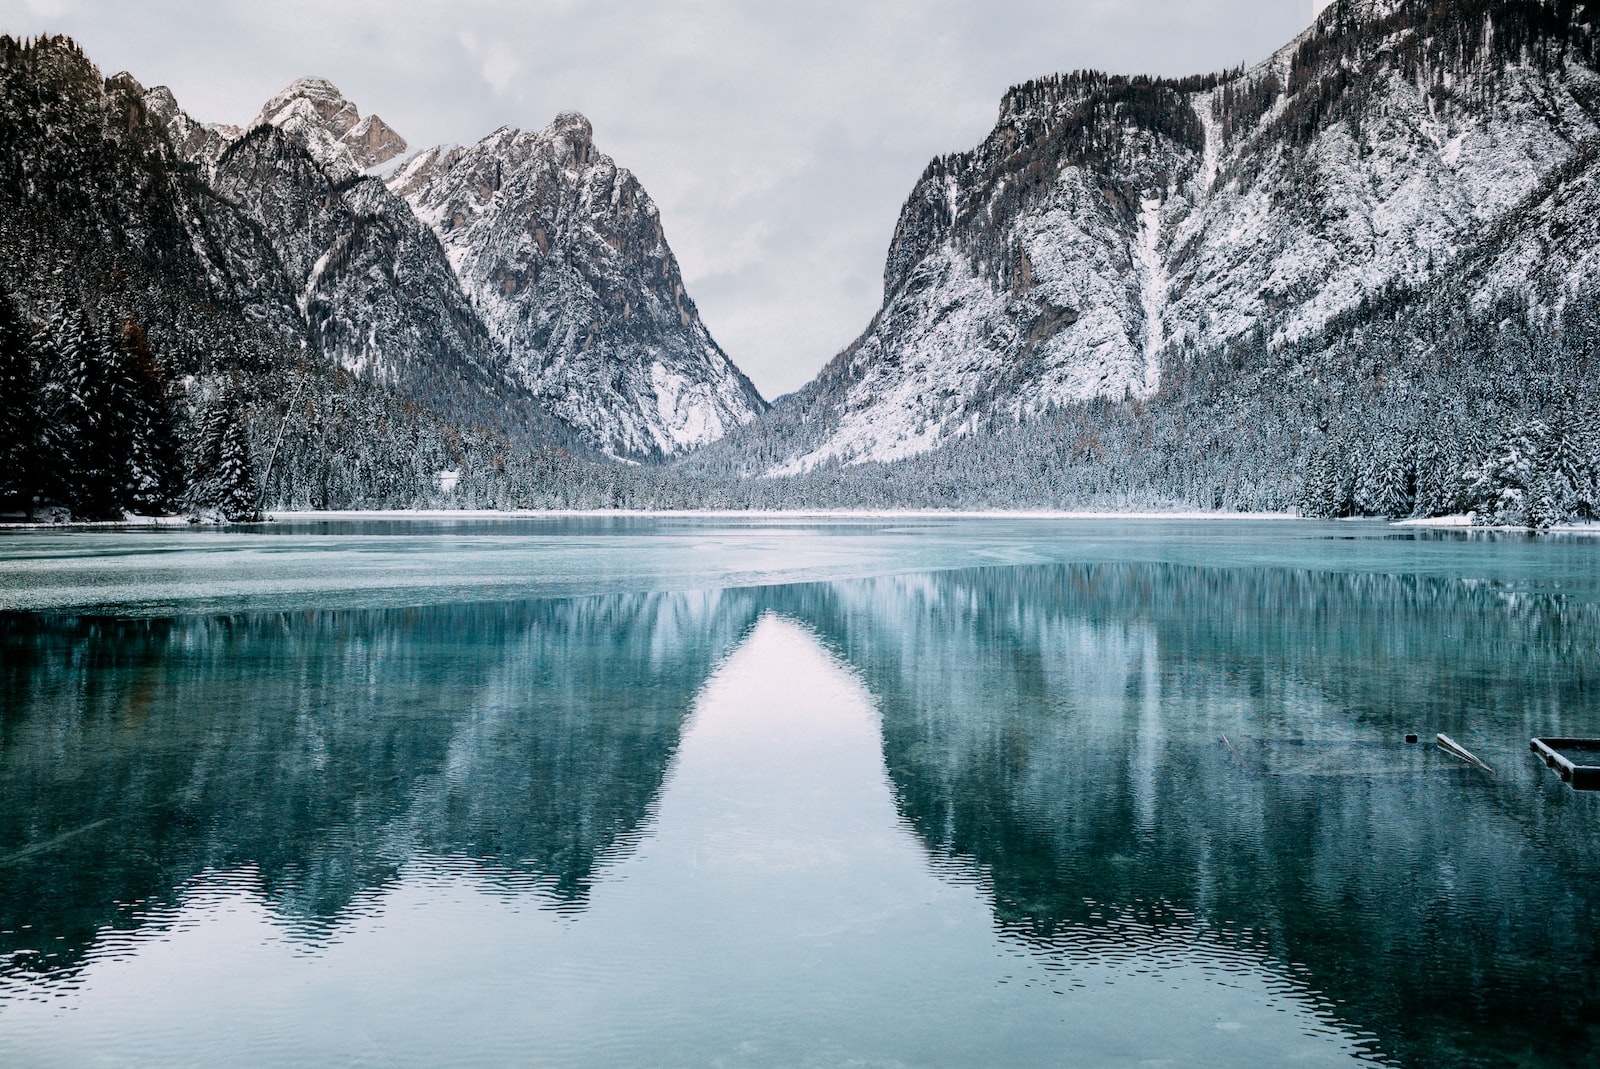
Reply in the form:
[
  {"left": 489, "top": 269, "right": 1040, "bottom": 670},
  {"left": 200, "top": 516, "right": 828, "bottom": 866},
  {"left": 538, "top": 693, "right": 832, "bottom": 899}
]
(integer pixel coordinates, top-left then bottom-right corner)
[
  {"left": 792, "top": 565, "right": 1600, "bottom": 1069},
  {"left": 4, "top": 561, "right": 1600, "bottom": 1066},
  {"left": 0, "top": 592, "right": 760, "bottom": 973}
]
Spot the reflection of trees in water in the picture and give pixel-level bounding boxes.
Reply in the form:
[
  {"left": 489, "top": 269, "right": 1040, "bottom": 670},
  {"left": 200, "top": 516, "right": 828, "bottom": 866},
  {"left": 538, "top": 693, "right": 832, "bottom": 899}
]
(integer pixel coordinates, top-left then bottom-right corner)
[
  {"left": 0, "top": 591, "right": 761, "bottom": 978},
  {"left": 789, "top": 565, "right": 1600, "bottom": 1069},
  {"left": 3, "top": 562, "right": 1599, "bottom": 1065}
]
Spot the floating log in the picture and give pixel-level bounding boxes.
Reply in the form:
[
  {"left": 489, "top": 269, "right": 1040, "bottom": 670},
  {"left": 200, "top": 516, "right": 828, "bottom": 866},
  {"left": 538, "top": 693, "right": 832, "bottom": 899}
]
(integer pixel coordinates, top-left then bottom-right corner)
[
  {"left": 1436, "top": 733, "right": 1494, "bottom": 775},
  {"left": 1530, "top": 738, "right": 1600, "bottom": 791}
]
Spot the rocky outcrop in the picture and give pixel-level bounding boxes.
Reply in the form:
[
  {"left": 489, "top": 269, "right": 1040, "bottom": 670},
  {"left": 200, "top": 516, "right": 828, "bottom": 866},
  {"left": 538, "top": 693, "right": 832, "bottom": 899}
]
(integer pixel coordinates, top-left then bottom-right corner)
[
  {"left": 390, "top": 113, "right": 766, "bottom": 458},
  {"left": 251, "top": 77, "right": 407, "bottom": 176},
  {"left": 209, "top": 123, "right": 510, "bottom": 410},
  {"left": 139, "top": 82, "right": 238, "bottom": 169}
]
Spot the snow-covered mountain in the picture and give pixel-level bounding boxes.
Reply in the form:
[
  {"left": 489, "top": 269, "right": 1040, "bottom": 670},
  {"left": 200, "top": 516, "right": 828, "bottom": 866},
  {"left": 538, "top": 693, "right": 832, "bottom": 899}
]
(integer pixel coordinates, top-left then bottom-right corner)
[
  {"left": 1, "top": 34, "right": 769, "bottom": 521},
  {"left": 148, "top": 71, "right": 761, "bottom": 459},
  {"left": 389, "top": 114, "right": 766, "bottom": 458},
  {"left": 759, "top": 0, "right": 1600, "bottom": 474},
  {"left": 250, "top": 77, "right": 407, "bottom": 176},
  {"left": 7, "top": 14, "right": 1598, "bottom": 518},
  {"left": 149, "top": 70, "right": 762, "bottom": 460},
  {"left": 138, "top": 75, "right": 559, "bottom": 439}
]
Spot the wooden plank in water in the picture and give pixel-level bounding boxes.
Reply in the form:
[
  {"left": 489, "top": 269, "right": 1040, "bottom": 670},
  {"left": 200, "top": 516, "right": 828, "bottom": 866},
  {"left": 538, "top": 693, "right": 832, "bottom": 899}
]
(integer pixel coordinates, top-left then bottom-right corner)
[
  {"left": 1530, "top": 737, "right": 1600, "bottom": 791},
  {"left": 1436, "top": 733, "right": 1494, "bottom": 775}
]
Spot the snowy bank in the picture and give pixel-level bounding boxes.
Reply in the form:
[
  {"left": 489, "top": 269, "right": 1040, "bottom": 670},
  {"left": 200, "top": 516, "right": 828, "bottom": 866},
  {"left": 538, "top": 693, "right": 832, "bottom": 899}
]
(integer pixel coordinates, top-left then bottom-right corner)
[
  {"left": 262, "top": 508, "right": 1305, "bottom": 522},
  {"left": 1395, "top": 515, "right": 1600, "bottom": 535}
]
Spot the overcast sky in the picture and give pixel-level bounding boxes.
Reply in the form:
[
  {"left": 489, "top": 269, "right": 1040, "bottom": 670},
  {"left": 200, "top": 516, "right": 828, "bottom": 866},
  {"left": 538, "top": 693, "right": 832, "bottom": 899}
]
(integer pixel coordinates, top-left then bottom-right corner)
[{"left": 6, "top": 0, "right": 1317, "bottom": 397}]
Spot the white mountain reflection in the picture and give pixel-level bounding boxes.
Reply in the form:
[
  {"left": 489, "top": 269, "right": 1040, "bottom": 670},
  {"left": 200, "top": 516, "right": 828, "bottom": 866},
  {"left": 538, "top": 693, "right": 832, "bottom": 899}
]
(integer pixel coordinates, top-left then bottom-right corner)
[
  {"left": 0, "top": 614, "right": 1379, "bottom": 1068},
  {"left": 6, "top": 548, "right": 1600, "bottom": 1067}
]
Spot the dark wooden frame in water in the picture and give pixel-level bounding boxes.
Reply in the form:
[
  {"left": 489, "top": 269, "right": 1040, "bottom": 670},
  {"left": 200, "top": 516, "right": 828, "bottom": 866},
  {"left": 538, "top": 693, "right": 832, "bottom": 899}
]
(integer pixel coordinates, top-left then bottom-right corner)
[{"left": 1530, "top": 738, "right": 1600, "bottom": 791}]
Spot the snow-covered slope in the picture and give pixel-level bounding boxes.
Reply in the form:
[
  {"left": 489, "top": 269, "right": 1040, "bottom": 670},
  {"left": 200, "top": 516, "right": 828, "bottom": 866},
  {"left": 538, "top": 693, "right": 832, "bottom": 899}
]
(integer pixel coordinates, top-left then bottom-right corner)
[
  {"left": 206, "top": 114, "right": 519, "bottom": 413},
  {"left": 1455, "top": 136, "right": 1600, "bottom": 313},
  {"left": 390, "top": 114, "right": 766, "bottom": 458},
  {"left": 130, "top": 65, "right": 761, "bottom": 461},
  {"left": 1168, "top": 0, "right": 1598, "bottom": 361},
  {"left": 114, "top": 64, "right": 583, "bottom": 450},
  {"left": 765, "top": 0, "right": 1600, "bottom": 473}
]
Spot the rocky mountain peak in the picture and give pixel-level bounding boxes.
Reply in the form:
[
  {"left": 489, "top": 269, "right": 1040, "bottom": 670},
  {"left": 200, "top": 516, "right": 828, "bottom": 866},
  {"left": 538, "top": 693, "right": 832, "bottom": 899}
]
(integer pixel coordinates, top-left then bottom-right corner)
[
  {"left": 250, "top": 77, "right": 406, "bottom": 174},
  {"left": 1312, "top": 0, "right": 1410, "bottom": 30},
  {"left": 550, "top": 110, "right": 592, "bottom": 140},
  {"left": 753, "top": 0, "right": 1600, "bottom": 475},
  {"left": 389, "top": 112, "right": 765, "bottom": 457},
  {"left": 547, "top": 111, "right": 594, "bottom": 166},
  {"left": 254, "top": 77, "right": 356, "bottom": 133}
]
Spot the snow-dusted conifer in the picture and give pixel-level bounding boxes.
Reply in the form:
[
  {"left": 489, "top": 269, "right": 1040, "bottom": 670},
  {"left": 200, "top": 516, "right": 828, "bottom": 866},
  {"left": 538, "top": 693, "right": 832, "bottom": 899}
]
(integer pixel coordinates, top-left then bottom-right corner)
[
  {"left": 0, "top": 284, "right": 39, "bottom": 512},
  {"left": 36, "top": 303, "right": 124, "bottom": 517},
  {"left": 1355, "top": 447, "right": 1413, "bottom": 518},
  {"left": 113, "top": 321, "right": 179, "bottom": 514},
  {"left": 1465, "top": 423, "right": 1540, "bottom": 527},
  {"left": 1299, "top": 438, "right": 1352, "bottom": 517},
  {"left": 187, "top": 381, "right": 259, "bottom": 521}
]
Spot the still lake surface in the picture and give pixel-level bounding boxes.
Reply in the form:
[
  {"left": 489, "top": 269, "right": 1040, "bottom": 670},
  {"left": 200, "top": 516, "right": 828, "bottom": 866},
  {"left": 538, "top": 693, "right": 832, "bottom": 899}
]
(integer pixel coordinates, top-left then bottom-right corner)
[{"left": 1, "top": 516, "right": 1598, "bottom": 1067}]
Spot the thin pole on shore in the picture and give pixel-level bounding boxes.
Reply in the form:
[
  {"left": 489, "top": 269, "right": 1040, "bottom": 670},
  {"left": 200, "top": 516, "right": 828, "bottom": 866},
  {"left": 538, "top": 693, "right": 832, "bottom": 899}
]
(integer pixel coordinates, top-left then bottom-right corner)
[{"left": 258, "top": 373, "right": 307, "bottom": 514}]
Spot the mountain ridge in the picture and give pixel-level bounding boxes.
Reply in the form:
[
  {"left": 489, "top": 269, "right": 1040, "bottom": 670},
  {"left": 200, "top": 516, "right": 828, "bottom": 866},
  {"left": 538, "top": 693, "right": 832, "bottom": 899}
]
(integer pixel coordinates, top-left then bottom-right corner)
[
  {"left": 5, "top": 6, "right": 1600, "bottom": 523},
  {"left": 389, "top": 112, "right": 767, "bottom": 458},
  {"left": 0, "top": 34, "right": 765, "bottom": 519},
  {"left": 724, "top": 0, "right": 1599, "bottom": 482}
]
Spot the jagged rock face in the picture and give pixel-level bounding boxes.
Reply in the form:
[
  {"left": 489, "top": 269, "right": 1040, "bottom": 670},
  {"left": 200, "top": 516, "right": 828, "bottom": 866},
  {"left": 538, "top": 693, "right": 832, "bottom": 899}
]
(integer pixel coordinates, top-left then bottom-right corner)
[
  {"left": 2, "top": 40, "right": 575, "bottom": 453},
  {"left": 1168, "top": 0, "right": 1599, "bottom": 366},
  {"left": 140, "top": 83, "right": 237, "bottom": 169},
  {"left": 252, "top": 77, "right": 407, "bottom": 176},
  {"left": 769, "top": 0, "right": 1600, "bottom": 473},
  {"left": 0, "top": 40, "right": 305, "bottom": 367},
  {"left": 6, "top": 47, "right": 768, "bottom": 466},
  {"left": 390, "top": 113, "right": 766, "bottom": 457},
  {"left": 768, "top": 75, "right": 1200, "bottom": 473},
  {"left": 208, "top": 121, "right": 545, "bottom": 432}
]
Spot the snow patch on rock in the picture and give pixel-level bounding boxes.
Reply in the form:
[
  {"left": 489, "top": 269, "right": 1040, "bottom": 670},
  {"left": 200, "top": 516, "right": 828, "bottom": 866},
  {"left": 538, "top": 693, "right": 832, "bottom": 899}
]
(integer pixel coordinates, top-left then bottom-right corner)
[
  {"left": 251, "top": 78, "right": 407, "bottom": 177},
  {"left": 389, "top": 113, "right": 765, "bottom": 457}
]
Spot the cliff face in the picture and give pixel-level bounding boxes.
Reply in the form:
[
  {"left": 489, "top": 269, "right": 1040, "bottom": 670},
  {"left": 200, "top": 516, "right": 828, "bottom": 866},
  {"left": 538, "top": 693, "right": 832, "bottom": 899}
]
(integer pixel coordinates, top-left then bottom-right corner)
[
  {"left": 250, "top": 77, "right": 408, "bottom": 175},
  {"left": 0, "top": 39, "right": 304, "bottom": 375},
  {"left": 208, "top": 124, "right": 506, "bottom": 404},
  {"left": 390, "top": 114, "right": 766, "bottom": 458},
  {"left": 762, "top": 0, "right": 1600, "bottom": 473},
  {"left": 0, "top": 38, "right": 600, "bottom": 520}
]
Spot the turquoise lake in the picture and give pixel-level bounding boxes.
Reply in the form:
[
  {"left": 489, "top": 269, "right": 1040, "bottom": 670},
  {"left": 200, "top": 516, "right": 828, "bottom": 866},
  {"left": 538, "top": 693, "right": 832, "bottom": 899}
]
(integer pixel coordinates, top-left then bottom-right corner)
[{"left": 1, "top": 516, "right": 1598, "bottom": 1067}]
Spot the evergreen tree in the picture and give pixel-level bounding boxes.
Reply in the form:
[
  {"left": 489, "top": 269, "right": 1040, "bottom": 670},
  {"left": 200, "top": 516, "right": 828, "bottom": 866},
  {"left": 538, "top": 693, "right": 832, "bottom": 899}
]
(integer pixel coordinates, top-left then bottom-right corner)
[
  {"left": 1537, "top": 406, "right": 1595, "bottom": 522},
  {"left": 1464, "top": 422, "right": 1539, "bottom": 527},
  {"left": 1299, "top": 437, "right": 1353, "bottom": 517},
  {"left": 1355, "top": 444, "right": 1414, "bottom": 518},
  {"left": 186, "top": 382, "right": 259, "bottom": 521},
  {"left": 0, "top": 284, "right": 39, "bottom": 513},
  {"left": 36, "top": 303, "right": 120, "bottom": 517},
  {"left": 113, "top": 321, "right": 179, "bottom": 515}
]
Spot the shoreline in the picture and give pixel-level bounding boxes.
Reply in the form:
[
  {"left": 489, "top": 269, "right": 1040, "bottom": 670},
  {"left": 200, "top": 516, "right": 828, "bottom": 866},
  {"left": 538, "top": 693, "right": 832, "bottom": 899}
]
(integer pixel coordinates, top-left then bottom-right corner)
[
  {"left": 1394, "top": 515, "right": 1600, "bottom": 534},
  {"left": 6, "top": 508, "right": 1597, "bottom": 532},
  {"left": 4, "top": 508, "right": 1309, "bottom": 529},
  {"left": 266, "top": 507, "right": 1310, "bottom": 521}
]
